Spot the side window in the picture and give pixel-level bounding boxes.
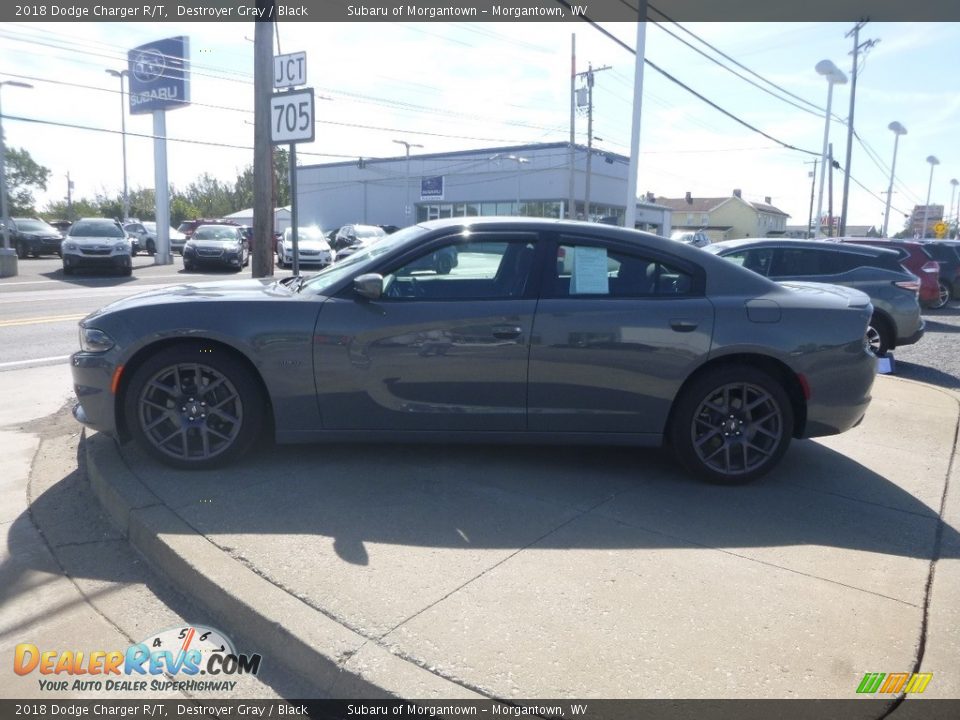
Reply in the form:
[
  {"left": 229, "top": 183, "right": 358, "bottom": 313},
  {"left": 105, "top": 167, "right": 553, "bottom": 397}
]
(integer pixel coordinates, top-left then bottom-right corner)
[
  {"left": 722, "top": 249, "right": 773, "bottom": 276},
  {"left": 382, "top": 238, "right": 535, "bottom": 301},
  {"left": 771, "top": 248, "right": 830, "bottom": 277},
  {"left": 550, "top": 243, "right": 694, "bottom": 298}
]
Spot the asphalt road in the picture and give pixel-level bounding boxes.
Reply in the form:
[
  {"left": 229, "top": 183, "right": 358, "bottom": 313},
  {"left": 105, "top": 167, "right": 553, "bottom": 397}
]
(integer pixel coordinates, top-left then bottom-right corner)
[{"left": 0, "top": 254, "right": 295, "bottom": 369}]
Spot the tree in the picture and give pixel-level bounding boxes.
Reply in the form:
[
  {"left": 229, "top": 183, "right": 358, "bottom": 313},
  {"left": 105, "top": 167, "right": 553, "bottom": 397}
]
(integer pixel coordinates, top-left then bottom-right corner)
[
  {"left": 5, "top": 147, "right": 51, "bottom": 215},
  {"left": 232, "top": 148, "right": 290, "bottom": 210},
  {"left": 42, "top": 198, "right": 98, "bottom": 220}
]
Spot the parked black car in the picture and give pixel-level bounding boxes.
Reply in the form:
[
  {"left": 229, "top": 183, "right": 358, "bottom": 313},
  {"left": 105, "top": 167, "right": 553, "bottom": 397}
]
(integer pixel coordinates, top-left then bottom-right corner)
[
  {"left": 182, "top": 224, "right": 250, "bottom": 272},
  {"left": 3, "top": 217, "right": 64, "bottom": 258}
]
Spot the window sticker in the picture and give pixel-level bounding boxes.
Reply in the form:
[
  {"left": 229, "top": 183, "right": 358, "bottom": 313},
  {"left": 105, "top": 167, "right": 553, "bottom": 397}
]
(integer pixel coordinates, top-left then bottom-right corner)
[{"left": 569, "top": 246, "right": 609, "bottom": 295}]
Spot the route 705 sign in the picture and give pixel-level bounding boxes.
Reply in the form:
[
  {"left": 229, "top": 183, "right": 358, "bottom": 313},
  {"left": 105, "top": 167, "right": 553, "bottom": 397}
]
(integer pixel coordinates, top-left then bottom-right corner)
[{"left": 270, "top": 88, "right": 315, "bottom": 144}]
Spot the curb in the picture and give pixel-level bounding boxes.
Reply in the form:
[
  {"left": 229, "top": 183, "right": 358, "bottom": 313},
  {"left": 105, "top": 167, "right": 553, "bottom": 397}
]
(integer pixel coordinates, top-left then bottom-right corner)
[{"left": 83, "top": 431, "right": 480, "bottom": 700}]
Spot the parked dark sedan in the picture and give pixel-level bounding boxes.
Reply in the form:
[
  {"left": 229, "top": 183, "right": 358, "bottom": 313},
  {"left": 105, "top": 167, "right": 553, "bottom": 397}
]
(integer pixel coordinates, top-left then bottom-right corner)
[
  {"left": 182, "top": 224, "right": 249, "bottom": 272},
  {"left": 71, "top": 218, "right": 876, "bottom": 484},
  {"left": 3, "top": 217, "right": 64, "bottom": 258}
]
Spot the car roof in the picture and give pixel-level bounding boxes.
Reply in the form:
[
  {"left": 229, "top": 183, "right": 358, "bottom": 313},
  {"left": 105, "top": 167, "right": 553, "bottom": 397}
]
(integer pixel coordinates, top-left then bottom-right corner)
[{"left": 710, "top": 237, "right": 902, "bottom": 258}]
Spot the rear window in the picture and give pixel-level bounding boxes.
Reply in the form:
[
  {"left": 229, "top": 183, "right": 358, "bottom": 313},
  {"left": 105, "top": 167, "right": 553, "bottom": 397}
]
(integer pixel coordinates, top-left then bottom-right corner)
[{"left": 15, "top": 219, "right": 57, "bottom": 233}]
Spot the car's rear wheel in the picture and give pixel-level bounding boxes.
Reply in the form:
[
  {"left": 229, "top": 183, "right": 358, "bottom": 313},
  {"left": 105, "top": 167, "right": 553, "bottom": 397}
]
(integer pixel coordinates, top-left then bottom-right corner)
[
  {"left": 930, "top": 281, "right": 951, "bottom": 310},
  {"left": 866, "top": 314, "right": 892, "bottom": 357},
  {"left": 669, "top": 365, "right": 794, "bottom": 484},
  {"left": 147, "top": 239, "right": 156, "bottom": 255},
  {"left": 124, "top": 344, "right": 264, "bottom": 469},
  {"left": 184, "top": 259, "right": 195, "bottom": 272},
  {"left": 16, "top": 241, "right": 29, "bottom": 259}
]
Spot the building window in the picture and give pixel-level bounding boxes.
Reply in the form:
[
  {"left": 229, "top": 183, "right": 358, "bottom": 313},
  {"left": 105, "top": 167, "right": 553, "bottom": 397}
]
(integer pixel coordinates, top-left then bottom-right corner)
[{"left": 700, "top": 214, "right": 709, "bottom": 225}]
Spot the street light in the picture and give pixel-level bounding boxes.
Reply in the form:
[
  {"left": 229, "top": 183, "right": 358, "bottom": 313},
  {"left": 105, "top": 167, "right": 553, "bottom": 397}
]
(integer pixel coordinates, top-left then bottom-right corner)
[
  {"left": 949, "top": 178, "right": 959, "bottom": 238},
  {"left": 0, "top": 80, "right": 33, "bottom": 278},
  {"left": 490, "top": 153, "right": 530, "bottom": 213},
  {"left": 393, "top": 139, "right": 423, "bottom": 223},
  {"left": 814, "top": 60, "right": 847, "bottom": 239},
  {"left": 921, "top": 155, "right": 940, "bottom": 239},
  {"left": 105, "top": 69, "right": 130, "bottom": 222},
  {"left": 881, "top": 121, "right": 907, "bottom": 238}
]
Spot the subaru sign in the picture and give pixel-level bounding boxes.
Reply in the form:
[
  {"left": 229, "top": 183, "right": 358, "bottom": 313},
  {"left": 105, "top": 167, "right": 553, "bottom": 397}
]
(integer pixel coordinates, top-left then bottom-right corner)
[
  {"left": 127, "top": 36, "right": 191, "bottom": 115},
  {"left": 420, "top": 176, "right": 444, "bottom": 200}
]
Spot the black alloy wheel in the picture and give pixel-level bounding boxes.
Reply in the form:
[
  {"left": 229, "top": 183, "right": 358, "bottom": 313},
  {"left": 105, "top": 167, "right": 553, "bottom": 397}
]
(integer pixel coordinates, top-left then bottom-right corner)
[
  {"left": 670, "top": 365, "right": 794, "bottom": 484},
  {"left": 124, "top": 344, "right": 264, "bottom": 469}
]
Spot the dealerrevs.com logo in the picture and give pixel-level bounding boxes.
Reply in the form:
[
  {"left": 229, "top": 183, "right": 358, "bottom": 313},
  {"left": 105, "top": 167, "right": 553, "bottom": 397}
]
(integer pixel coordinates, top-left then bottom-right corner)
[
  {"left": 857, "top": 672, "right": 933, "bottom": 695},
  {"left": 14, "top": 626, "right": 261, "bottom": 693}
]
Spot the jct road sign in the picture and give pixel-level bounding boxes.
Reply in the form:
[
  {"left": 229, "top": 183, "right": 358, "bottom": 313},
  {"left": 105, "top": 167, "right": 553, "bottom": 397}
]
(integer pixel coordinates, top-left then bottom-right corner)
[
  {"left": 274, "top": 52, "right": 307, "bottom": 89},
  {"left": 270, "top": 89, "right": 315, "bottom": 144}
]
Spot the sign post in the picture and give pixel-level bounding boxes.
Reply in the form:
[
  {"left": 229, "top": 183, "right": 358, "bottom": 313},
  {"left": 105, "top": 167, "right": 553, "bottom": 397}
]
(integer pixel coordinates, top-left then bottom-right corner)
[
  {"left": 271, "top": 52, "right": 312, "bottom": 277},
  {"left": 127, "top": 36, "right": 190, "bottom": 266}
]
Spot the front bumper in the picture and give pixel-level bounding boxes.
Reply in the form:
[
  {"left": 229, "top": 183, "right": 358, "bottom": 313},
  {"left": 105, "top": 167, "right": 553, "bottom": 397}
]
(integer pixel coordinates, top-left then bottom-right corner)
[
  {"left": 63, "top": 252, "right": 132, "bottom": 270},
  {"left": 71, "top": 351, "right": 120, "bottom": 437},
  {"left": 184, "top": 249, "right": 244, "bottom": 267}
]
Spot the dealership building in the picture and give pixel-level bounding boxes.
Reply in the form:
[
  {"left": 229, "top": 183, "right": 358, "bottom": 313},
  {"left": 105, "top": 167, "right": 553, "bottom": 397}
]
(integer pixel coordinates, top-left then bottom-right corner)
[{"left": 295, "top": 142, "right": 672, "bottom": 234}]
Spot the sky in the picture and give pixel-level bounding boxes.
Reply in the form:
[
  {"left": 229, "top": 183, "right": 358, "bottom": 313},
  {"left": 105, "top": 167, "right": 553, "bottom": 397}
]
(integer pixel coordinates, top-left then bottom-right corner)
[{"left": 1, "top": 19, "right": 958, "bottom": 231}]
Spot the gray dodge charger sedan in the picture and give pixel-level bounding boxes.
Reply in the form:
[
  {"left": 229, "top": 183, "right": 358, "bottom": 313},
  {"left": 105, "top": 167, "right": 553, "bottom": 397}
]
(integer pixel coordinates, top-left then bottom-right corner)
[{"left": 71, "top": 218, "right": 876, "bottom": 484}]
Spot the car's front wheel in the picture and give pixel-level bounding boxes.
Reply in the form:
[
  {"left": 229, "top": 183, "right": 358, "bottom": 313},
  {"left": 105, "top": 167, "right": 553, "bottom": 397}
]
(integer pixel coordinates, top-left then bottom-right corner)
[
  {"left": 16, "top": 241, "right": 29, "bottom": 259},
  {"left": 124, "top": 344, "right": 265, "bottom": 469},
  {"left": 669, "top": 365, "right": 794, "bottom": 484}
]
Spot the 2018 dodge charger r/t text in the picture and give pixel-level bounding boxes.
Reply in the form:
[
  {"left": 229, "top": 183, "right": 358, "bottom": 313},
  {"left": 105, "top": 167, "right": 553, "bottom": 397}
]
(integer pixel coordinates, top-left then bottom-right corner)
[{"left": 70, "top": 218, "right": 877, "bottom": 484}]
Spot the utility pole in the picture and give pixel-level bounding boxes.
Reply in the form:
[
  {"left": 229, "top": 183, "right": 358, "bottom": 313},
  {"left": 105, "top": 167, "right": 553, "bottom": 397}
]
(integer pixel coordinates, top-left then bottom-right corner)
[
  {"left": 252, "top": 0, "right": 275, "bottom": 278},
  {"left": 805, "top": 159, "right": 818, "bottom": 238},
  {"left": 393, "top": 139, "right": 423, "bottom": 224},
  {"left": 839, "top": 20, "right": 878, "bottom": 236},
  {"left": 66, "top": 172, "right": 74, "bottom": 219},
  {"left": 828, "top": 143, "right": 835, "bottom": 237},
  {"left": 568, "top": 33, "right": 575, "bottom": 221},
  {"left": 624, "top": 0, "right": 647, "bottom": 230},
  {"left": 576, "top": 62, "right": 611, "bottom": 221}
]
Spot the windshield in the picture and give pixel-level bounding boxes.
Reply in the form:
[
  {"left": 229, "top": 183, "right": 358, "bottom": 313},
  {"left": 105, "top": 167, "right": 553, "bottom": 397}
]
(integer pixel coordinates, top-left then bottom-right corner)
[
  {"left": 69, "top": 220, "right": 125, "bottom": 238},
  {"left": 301, "top": 225, "right": 429, "bottom": 295},
  {"left": 286, "top": 226, "right": 326, "bottom": 242},
  {"left": 16, "top": 219, "right": 57, "bottom": 233},
  {"left": 355, "top": 226, "right": 386, "bottom": 239},
  {"left": 193, "top": 226, "right": 238, "bottom": 240}
]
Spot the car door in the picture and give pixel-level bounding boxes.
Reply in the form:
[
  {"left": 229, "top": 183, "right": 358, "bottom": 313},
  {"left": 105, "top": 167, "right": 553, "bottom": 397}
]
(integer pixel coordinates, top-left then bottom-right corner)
[
  {"left": 527, "top": 235, "right": 713, "bottom": 435},
  {"left": 313, "top": 231, "right": 541, "bottom": 432}
]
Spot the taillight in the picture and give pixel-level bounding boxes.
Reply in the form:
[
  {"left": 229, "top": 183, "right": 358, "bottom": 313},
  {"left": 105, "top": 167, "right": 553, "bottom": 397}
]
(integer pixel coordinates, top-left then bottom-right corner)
[{"left": 894, "top": 279, "right": 920, "bottom": 295}]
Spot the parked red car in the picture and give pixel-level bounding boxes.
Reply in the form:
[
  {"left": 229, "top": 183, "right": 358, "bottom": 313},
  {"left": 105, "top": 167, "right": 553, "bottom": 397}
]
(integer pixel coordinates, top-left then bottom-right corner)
[{"left": 835, "top": 238, "right": 943, "bottom": 309}]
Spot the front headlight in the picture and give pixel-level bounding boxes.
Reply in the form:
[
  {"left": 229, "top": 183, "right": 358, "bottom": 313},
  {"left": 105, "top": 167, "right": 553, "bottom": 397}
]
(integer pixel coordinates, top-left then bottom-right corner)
[
  {"left": 79, "top": 327, "right": 115, "bottom": 353},
  {"left": 64, "top": 242, "right": 78, "bottom": 251},
  {"left": 115, "top": 241, "right": 129, "bottom": 251}
]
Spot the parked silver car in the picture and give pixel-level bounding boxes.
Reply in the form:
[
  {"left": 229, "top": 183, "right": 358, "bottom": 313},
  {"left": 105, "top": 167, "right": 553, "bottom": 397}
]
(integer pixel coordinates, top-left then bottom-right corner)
[
  {"left": 71, "top": 218, "right": 876, "bottom": 484},
  {"left": 61, "top": 218, "right": 132, "bottom": 276},
  {"left": 707, "top": 239, "right": 924, "bottom": 357}
]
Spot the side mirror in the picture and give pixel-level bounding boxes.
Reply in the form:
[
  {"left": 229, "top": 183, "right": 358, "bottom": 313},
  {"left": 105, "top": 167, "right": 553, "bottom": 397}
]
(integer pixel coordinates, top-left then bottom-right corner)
[{"left": 354, "top": 273, "right": 384, "bottom": 300}]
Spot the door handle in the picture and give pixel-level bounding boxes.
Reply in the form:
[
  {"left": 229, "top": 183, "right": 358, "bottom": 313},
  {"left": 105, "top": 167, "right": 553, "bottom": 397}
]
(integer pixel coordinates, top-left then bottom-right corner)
[
  {"left": 492, "top": 325, "right": 523, "bottom": 339},
  {"left": 669, "top": 319, "right": 698, "bottom": 332}
]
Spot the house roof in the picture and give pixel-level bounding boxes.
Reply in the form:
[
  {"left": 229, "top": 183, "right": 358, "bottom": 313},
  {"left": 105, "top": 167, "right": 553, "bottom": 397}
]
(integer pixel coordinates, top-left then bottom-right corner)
[{"left": 657, "top": 195, "right": 790, "bottom": 217}]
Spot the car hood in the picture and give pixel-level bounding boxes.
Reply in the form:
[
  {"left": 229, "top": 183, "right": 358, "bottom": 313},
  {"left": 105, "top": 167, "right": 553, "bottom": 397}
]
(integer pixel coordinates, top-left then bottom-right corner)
[
  {"left": 23, "top": 230, "right": 62, "bottom": 239},
  {"left": 85, "top": 278, "right": 297, "bottom": 320},
  {"left": 66, "top": 235, "right": 127, "bottom": 246},
  {"left": 188, "top": 238, "right": 240, "bottom": 249},
  {"left": 778, "top": 281, "right": 871, "bottom": 308},
  {"left": 284, "top": 238, "right": 330, "bottom": 251}
]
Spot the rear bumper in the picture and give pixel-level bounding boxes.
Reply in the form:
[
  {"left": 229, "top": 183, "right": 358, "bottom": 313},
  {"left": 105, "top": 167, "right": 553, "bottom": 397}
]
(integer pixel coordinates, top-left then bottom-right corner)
[
  {"left": 897, "top": 319, "right": 925, "bottom": 348},
  {"left": 801, "top": 344, "right": 877, "bottom": 439}
]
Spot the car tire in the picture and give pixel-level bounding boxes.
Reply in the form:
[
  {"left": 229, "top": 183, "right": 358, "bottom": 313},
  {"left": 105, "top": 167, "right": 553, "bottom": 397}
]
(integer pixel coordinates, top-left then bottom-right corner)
[
  {"left": 147, "top": 239, "right": 156, "bottom": 255},
  {"left": 122, "top": 266, "right": 133, "bottom": 277},
  {"left": 276, "top": 253, "right": 285, "bottom": 269},
  {"left": 124, "top": 343, "right": 265, "bottom": 470},
  {"left": 929, "top": 281, "right": 951, "bottom": 310},
  {"left": 16, "top": 241, "right": 29, "bottom": 259},
  {"left": 63, "top": 265, "right": 73, "bottom": 276},
  {"left": 866, "top": 314, "right": 892, "bottom": 357},
  {"left": 669, "top": 365, "right": 794, "bottom": 485},
  {"left": 131, "top": 247, "right": 139, "bottom": 257},
  {"left": 184, "top": 260, "right": 195, "bottom": 272}
]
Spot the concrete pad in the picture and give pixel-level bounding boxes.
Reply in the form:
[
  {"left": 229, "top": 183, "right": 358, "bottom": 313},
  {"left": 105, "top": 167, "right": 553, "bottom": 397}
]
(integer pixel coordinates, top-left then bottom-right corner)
[
  {"left": 385, "top": 512, "right": 921, "bottom": 698},
  {"left": 173, "top": 467, "right": 583, "bottom": 637},
  {"left": 591, "top": 464, "right": 940, "bottom": 606}
]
